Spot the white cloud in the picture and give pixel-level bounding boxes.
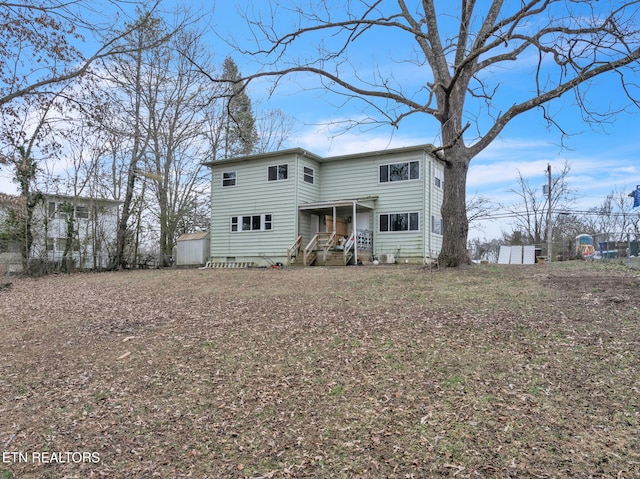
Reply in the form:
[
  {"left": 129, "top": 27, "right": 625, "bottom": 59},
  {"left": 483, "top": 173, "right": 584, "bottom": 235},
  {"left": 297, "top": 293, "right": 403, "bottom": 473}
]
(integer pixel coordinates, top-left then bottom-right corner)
[
  {"left": 294, "top": 119, "right": 425, "bottom": 156},
  {"left": 0, "top": 171, "right": 18, "bottom": 195}
]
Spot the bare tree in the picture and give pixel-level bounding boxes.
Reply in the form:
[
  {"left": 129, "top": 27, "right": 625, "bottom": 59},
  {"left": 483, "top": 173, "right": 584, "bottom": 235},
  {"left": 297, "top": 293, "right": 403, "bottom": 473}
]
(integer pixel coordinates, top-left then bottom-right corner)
[
  {"left": 226, "top": 1, "right": 640, "bottom": 266},
  {"left": 0, "top": 1, "right": 174, "bottom": 111},
  {"left": 254, "top": 108, "right": 294, "bottom": 154},
  {"left": 99, "top": 12, "right": 165, "bottom": 270},
  {"left": 585, "top": 188, "right": 640, "bottom": 240},
  {"left": 142, "top": 28, "right": 217, "bottom": 263},
  {"left": 506, "top": 161, "right": 576, "bottom": 245},
  {"left": 466, "top": 194, "right": 495, "bottom": 229},
  {"left": 0, "top": 92, "right": 66, "bottom": 267}
]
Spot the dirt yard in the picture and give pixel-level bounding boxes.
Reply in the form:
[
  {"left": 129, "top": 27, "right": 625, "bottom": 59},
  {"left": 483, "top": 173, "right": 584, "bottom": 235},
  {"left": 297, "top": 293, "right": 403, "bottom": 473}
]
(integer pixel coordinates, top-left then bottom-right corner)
[{"left": 0, "top": 261, "right": 639, "bottom": 478}]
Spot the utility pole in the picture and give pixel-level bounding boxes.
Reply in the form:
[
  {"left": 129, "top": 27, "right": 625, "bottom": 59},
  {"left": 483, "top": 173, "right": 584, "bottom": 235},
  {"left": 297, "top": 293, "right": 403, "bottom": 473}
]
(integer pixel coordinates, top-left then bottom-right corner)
[{"left": 546, "top": 163, "right": 552, "bottom": 263}]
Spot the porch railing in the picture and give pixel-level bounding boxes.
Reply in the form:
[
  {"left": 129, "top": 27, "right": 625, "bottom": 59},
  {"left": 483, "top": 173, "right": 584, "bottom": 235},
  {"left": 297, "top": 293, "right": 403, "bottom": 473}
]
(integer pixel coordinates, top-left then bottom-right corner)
[{"left": 343, "top": 234, "right": 355, "bottom": 265}]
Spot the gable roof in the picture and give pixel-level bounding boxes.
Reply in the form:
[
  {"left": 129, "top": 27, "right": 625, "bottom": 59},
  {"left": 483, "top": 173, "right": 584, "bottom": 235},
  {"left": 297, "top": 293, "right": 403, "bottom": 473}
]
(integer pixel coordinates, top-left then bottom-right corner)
[
  {"left": 202, "top": 144, "right": 438, "bottom": 168},
  {"left": 202, "top": 148, "right": 321, "bottom": 167}
]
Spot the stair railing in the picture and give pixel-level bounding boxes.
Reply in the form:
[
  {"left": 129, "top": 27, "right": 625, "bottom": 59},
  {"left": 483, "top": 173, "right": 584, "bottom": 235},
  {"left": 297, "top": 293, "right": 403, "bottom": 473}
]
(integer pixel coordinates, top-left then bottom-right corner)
[
  {"left": 303, "top": 234, "right": 319, "bottom": 266},
  {"left": 321, "top": 231, "right": 336, "bottom": 262},
  {"left": 303, "top": 232, "right": 336, "bottom": 266},
  {"left": 287, "top": 234, "right": 303, "bottom": 264},
  {"left": 343, "top": 234, "right": 355, "bottom": 265}
]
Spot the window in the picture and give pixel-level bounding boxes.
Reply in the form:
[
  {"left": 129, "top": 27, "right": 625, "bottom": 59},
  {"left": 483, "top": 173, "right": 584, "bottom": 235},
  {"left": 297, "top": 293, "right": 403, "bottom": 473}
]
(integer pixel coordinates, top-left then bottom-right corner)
[
  {"left": 379, "top": 212, "right": 419, "bottom": 232},
  {"left": 55, "top": 238, "right": 65, "bottom": 252},
  {"left": 76, "top": 206, "right": 89, "bottom": 219},
  {"left": 303, "top": 166, "right": 314, "bottom": 184},
  {"left": 48, "top": 202, "right": 56, "bottom": 218},
  {"left": 434, "top": 168, "right": 444, "bottom": 189},
  {"left": 379, "top": 161, "right": 420, "bottom": 183},
  {"left": 268, "top": 164, "right": 288, "bottom": 181},
  {"left": 222, "top": 171, "right": 236, "bottom": 187},
  {"left": 431, "top": 215, "right": 444, "bottom": 235},
  {"left": 231, "top": 214, "right": 273, "bottom": 232}
]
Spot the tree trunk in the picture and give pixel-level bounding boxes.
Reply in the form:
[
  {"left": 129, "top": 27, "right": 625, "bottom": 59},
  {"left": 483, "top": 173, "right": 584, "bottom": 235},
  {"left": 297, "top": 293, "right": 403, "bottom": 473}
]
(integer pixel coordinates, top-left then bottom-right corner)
[
  {"left": 438, "top": 149, "right": 471, "bottom": 267},
  {"left": 158, "top": 186, "right": 171, "bottom": 263},
  {"left": 115, "top": 168, "right": 136, "bottom": 270}
]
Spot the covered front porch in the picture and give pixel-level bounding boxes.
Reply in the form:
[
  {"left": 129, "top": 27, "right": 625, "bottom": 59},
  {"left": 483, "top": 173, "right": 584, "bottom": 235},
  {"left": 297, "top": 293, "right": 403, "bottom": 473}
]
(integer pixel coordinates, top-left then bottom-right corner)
[{"left": 288, "top": 197, "right": 376, "bottom": 266}]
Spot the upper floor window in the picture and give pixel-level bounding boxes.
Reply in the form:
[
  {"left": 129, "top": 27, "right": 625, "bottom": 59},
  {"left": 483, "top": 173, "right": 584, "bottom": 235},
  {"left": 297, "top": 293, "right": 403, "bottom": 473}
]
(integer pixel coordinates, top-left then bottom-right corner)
[
  {"left": 48, "top": 201, "right": 90, "bottom": 219},
  {"left": 268, "top": 164, "right": 288, "bottom": 181},
  {"left": 222, "top": 171, "right": 236, "bottom": 187},
  {"left": 303, "top": 166, "right": 314, "bottom": 184},
  {"left": 431, "top": 215, "right": 444, "bottom": 235},
  {"left": 75, "top": 206, "right": 89, "bottom": 219},
  {"left": 379, "top": 161, "right": 420, "bottom": 183},
  {"left": 379, "top": 212, "right": 419, "bottom": 232},
  {"left": 434, "top": 168, "right": 444, "bottom": 189}
]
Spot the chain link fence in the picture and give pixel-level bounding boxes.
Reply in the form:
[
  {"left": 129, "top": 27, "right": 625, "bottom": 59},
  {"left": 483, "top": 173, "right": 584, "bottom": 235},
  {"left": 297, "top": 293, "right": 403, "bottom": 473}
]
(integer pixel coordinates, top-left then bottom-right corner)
[
  {"left": 551, "top": 233, "right": 640, "bottom": 270},
  {"left": 1, "top": 246, "right": 165, "bottom": 276}
]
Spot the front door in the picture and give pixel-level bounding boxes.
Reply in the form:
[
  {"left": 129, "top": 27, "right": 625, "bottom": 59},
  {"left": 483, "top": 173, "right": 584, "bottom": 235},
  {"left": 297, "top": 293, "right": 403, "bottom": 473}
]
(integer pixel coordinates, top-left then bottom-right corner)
[
  {"left": 311, "top": 214, "right": 320, "bottom": 237},
  {"left": 325, "top": 215, "right": 348, "bottom": 237}
]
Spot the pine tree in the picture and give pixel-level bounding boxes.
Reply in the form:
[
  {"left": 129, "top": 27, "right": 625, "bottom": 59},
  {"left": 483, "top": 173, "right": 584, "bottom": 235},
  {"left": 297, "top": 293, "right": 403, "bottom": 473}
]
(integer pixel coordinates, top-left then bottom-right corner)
[{"left": 221, "top": 57, "right": 257, "bottom": 157}]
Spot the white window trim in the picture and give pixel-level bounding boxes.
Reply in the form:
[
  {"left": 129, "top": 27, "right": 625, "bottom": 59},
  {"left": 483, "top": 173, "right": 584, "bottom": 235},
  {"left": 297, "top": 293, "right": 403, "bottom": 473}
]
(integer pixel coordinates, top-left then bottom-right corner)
[
  {"left": 379, "top": 160, "right": 420, "bottom": 184},
  {"left": 434, "top": 167, "right": 444, "bottom": 189},
  {"left": 75, "top": 205, "right": 89, "bottom": 219},
  {"left": 431, "top": 215, "right": 444, "bottom": 235},
  {"left": 303, "top": 166, "right": 314, "bottom": 184},
  {"left": 379, "top": 212, "right": 420, "bottom": 233},
  {"left": 267, "top": 164, "right": 288, "bottom": 182},
  {"left": 230, "top": 214, "right": 273, "bottom": 232},
  {"left": 222, "top": 171, "right": 237, "bottom": 187}
]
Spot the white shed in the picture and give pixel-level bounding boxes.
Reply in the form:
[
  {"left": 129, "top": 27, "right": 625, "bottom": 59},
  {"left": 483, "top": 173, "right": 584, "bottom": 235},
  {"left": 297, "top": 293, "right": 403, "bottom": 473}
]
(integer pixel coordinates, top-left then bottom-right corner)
[{"left": 176, "top": 232, "right": 210, "bottom": 266}]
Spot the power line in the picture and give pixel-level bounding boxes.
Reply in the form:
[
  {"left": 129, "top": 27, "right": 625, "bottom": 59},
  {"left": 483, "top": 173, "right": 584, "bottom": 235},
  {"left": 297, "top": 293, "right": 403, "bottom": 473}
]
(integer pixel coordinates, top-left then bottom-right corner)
[{"left": 479, "top": 209, "right": 640, "bottom": 220}]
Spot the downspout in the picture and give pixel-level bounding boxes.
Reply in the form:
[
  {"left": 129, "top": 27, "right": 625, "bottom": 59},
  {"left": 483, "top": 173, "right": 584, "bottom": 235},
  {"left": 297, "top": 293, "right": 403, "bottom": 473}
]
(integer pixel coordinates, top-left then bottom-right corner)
[
  {"left": 295, "top": 155, "right": 300, "bottom": 247},
  {"left": 352, "top": 200, "right": 357, "bottom": 264},
  {"left": 426, "top": 151, "right": 432, "bottom": 263}
]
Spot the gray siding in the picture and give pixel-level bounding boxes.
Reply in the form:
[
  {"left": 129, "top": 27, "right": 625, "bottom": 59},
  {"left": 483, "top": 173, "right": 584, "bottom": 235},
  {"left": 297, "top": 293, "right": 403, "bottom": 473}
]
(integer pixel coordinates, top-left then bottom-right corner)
[
  {"left": 296, "top": 157, "right": 321, "bottom": 247},
  {"left": 207, "top": 146, "right": 446, "bottom": 265},
  {"left": 427, "top": 162, "right": 445, "bottom": 256},
  {"left": 209, "top": 154, "right": 299, "bottom": 264},
  {"left": 320, "top": 151, "right": 430, "bottom": 260}
]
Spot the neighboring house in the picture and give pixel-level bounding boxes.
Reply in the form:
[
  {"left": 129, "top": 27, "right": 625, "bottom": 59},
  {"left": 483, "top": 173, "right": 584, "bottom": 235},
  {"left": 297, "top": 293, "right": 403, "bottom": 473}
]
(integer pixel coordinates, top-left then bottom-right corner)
[
  {"left": 0, "top": 193, "right": 27, "bottom": 274},
  {"left": 34, "top": 194, "right": 121, "bottom": 270},
  {"left": 204, "top": 144, "right": 446, "bottom": 267}
]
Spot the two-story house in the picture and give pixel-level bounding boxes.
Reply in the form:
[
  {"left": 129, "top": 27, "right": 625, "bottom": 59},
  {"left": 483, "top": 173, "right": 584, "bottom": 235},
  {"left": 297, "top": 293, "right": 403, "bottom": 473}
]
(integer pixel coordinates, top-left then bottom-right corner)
[
  {"left": 36, "top": 194, "right": 120, "bottom": 270},
  {"left": 204, "top": 144, "right": 445, "bottom": 267}
]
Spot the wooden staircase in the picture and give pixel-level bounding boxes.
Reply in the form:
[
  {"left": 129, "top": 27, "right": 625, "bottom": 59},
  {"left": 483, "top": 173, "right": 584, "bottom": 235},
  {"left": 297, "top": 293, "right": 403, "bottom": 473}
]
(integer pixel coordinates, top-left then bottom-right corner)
[{"left": 287, "top": 232, "right": 355, "bottom": 267}]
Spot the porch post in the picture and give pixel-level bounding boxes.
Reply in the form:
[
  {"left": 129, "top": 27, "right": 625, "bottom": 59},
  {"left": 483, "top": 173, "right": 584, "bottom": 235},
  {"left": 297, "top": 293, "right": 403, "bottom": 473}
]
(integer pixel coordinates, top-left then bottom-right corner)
[
  {"left": 352, "top": 200, "right": 358, "bottom": 264},
  {"left": 332, "top": 206, "right": 337, "bottom": 234}
]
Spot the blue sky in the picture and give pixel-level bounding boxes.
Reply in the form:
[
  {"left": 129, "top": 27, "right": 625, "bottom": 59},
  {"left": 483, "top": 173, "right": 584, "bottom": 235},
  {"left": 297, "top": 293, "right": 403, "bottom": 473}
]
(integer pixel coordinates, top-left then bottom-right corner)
[
  {"left": 2, "top": 0, "right": 639, "bottom": 240},
  {"left": 208, "top": 1, "right": 640, "bottom": 240}
]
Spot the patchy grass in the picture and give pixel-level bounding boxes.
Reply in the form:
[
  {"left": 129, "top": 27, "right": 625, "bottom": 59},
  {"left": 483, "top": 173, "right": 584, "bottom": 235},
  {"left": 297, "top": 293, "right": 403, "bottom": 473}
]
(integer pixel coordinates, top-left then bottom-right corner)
[{"left": 1, "top": 261, "right": 639, "bottom": 478}]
